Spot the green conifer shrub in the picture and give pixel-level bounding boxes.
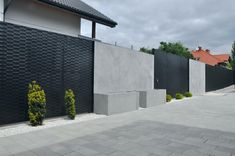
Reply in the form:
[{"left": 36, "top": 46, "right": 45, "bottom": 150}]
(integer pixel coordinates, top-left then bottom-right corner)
[
  {"left": 184, "top": 92, "right": 193, "bottom": 97},
  {"left": 28, "top": 81, "right": 46, "bottom": 126},
  {"left": 175, "top": 93, "right": 184, "bottom": 100},
  {"left": 166, "top": 94, "right": 172, "bottom": 102},
  {"left": 65, "top": 89, "right": 76, "bottom": 120}
]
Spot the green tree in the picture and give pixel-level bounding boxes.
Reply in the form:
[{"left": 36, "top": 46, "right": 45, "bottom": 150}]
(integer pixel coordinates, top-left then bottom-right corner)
[
  {"left": 230, "top": 41, "right": 235, "bottom": 69},
  {"left": 159, "top": 42, "right": 193, "bottom": 59},
  {"left": 225, "top": 62, "right": 233, "bottom": 70},
  {"left": 232, "top": 41, "right": 235, "bottom": 60},
  {"left": 139, "top": 47, "right": 154, "bottom": 55}
]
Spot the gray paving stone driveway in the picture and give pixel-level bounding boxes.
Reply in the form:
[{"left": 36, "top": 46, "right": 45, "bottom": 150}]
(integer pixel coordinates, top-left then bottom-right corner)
[
  {"left": 1, "top": 89, "right": 235, "bottom": 156},
  {"left": 16, "top": 121, "right": 235, "bottom": 156}
]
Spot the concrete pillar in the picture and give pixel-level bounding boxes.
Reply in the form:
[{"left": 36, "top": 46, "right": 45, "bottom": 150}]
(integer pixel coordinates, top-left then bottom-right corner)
[
  {"left": 0, "top": 0, "right": 4, "bottom": 21},
  {"left": 189, "top": 59, "right": 206, "bottom": 96}
]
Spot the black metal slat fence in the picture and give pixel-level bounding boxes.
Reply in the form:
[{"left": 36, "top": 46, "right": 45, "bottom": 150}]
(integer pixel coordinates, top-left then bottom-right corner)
[
  {"left": 154, "top": 50, "right": 189, "bottom": 96},
  {"left": 0, "top": 22, "right": 94, "bottom": 125},
  {"left": 206, "top": 65, "right": 234, "bottom": 92},
  {"left": 154, "top": 50, "right": 234, "bottom": 95}
]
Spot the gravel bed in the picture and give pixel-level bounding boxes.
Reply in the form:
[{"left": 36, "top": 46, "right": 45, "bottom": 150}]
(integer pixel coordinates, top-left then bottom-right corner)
[{"left": 0, "top": 113, "right": 106, "bottom": 138}]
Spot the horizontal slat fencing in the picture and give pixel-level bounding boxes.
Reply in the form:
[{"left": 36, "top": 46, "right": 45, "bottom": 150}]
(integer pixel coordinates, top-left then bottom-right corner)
[
  {"left": 0, "top": 22, "right": 94, "bottom": 125},
  {"left": 206, "top": 65, "right": 234, "bottom": 92},
  {"left": 155, "top": 50, "right": 234, "bottom": 95},
  {"left": 154, "top": 50, "right": 189, "bottom": 96}
]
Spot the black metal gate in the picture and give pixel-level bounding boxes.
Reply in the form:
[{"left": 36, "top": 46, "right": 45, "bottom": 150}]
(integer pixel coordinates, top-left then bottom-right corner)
[
  {"left": 0, "top": 22, "right": 94, "bottom": 125},
  {"left": 206, "top": 65, "right": 234, "bottom": 92},
  {"left": 154, "top": 50, "right": 189, "bottom": 96}
]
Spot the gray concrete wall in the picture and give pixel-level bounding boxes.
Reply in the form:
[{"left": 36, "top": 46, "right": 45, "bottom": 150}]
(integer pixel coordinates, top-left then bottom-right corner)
[
  {"left": 139, "top": 89, "right": 166, "bottom": 108},
  {"left": 94, "top": 42, "right": 154, "bottom": 93},
  {"left": 0, "top": 0, "right": 3, "bottom": 21},
  {"left": 189, "top": 59, "right": 206, "bottom": 95},
  {"left": 5, "top": 0, "right": 81, "bottom": 37},
  {"left": 94, "top": 92, "right": 139, "bottom": 115}
]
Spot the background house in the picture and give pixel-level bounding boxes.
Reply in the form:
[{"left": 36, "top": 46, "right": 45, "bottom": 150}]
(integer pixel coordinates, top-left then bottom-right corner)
[
  {"left": 192, "top": 47, "right": 230, "bottom": 66},
  {"left": 0, "top": 0, "right": 117, "bottom": 38}
]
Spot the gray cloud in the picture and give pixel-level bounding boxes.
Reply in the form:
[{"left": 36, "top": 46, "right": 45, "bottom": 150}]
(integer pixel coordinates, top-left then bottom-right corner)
[{"left": 82, "top": 0, "right": 235, "bottom": 54}]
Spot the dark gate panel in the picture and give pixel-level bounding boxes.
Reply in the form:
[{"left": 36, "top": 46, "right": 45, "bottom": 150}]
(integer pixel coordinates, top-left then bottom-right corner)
[
  {"left": 0, "top": 24, "right": 3, "bottom": 122},
  {"left": 0, "top": 22, "right": 94, "bottom": 125},
  {"left": 64, "top": 37, "right": 94, "bottom": 114},
  {"left": 206, "top": 65, "right": 234, "bottom": 92},
  {"left": 154, "top": 50, "right": 189, "bottom": 96},
  {"left": 154, "top": 51, "right": 167, "bottom": 89}
]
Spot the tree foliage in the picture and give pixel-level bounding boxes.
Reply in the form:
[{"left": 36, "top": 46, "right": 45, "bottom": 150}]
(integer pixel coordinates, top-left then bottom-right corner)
[
  {"left": 28, "top": 81, "right": 46, "bottom": 126},
  {"left": 139, "top": 47, "right": 154, "bottom": 55},
  {"left": 230, "top": 41, "right": 235, "bottom": 69},
  {"left": 159, "top": 42, "right": 193, "bottom": 59},
  {"left": 225, "top": 62, "right": 233, "bottom": 70},
  {"left": 232, "top": 41, "right": 235, "bottom": 60}
]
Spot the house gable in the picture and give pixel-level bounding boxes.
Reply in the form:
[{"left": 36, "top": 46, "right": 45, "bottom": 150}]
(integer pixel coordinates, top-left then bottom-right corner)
[
  {"left": 1, "top": 0, "right": 117, "bottom": 38},
  {"left": 38, "top": 0, "right": 117, "bottom": 28},
  {"left": 4, "top": 0, "right": 81, "bottom": 37}
]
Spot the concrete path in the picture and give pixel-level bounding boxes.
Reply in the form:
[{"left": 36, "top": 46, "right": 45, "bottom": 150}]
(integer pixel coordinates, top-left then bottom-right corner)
[{"left": 1, "top": 90, "right": 235, "bottom": 156}]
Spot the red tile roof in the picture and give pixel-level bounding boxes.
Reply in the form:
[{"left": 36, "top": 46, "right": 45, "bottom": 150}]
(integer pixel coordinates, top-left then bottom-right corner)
[
  {"left": 213, "top": 54, "right": 230, "bottom": 62},
  {"left": 192, "top": 48, "right": 230, "bottom": 66}
]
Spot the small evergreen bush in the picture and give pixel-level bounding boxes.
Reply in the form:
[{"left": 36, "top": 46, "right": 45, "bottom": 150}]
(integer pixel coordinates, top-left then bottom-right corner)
[
  {"left": 65, "top": 89, "right": 76, "bottom": 120},
  {"left": 175, "top": 93, "right": 184, "bottom": 100},
  {"left": 28, "top": 81, "right": 46, "bottom": 126},
  {"left": 184, "top": 92, "right": 193, "bottom": 97},
  {"left": 166, "top": 94, "right": 172, "bottom": 102}
]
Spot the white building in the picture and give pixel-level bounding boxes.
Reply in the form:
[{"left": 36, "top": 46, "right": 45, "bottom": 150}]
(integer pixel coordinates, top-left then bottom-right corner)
[{"left": 0, "top": 0, "right": 117, "bottom": 38}]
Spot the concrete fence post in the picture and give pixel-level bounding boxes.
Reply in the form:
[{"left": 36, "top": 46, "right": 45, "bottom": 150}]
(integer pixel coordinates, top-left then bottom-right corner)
[
  {"left": 0, "top": 0, "right": 4, "bottom": 21},
  {"left": 189, "top": 59, "right": 206, "bottom": 95}
]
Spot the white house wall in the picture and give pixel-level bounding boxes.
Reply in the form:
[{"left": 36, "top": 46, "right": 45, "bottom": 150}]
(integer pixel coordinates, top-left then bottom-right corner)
[{"left": 5, "top": 0, "right": 81, "bottom": 37}]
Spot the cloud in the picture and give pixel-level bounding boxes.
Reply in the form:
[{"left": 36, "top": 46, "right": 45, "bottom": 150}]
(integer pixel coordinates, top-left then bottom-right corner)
[{"left": 82, "top": 0, "right": 235, "bottom": 54}]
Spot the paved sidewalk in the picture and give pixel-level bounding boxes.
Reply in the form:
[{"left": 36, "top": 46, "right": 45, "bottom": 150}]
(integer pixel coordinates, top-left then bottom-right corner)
[{"left": 1, "top": 91, "right": 235, "bottom": 156}]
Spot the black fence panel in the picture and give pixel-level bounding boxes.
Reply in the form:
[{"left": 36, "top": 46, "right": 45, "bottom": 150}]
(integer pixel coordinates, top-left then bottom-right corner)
[
  {"left": 0, "top": 22, "right": 94, "bottom": 125},
  {"left": 206, "top": 65, "right": 234, "bottom": 92},
  {"left": 154, "top": 50, "right": 189, "bottom": 96},
  {"left": 64, "top": 37, "right": 94, "bottom": 114}
]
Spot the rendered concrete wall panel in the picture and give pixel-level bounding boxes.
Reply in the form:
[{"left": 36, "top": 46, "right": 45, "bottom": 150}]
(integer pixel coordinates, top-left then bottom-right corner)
[
  {"left": 139, "top": 89, "right": 166, "bottom": 108},
  {"left": 189, "top": 60, "right": 206, "bottom": 95},
  {"left": 94, "top": 42, "right": 154, "bottom": 93},
  {"left": 0, "top": 0, "right": 3, "bottom": 21},
  {"left": 94, "top": 92, "right": 139, "bottom": 115}
]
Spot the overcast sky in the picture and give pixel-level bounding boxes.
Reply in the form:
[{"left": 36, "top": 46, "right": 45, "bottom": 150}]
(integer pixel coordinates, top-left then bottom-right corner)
[{"left": 81, "top": 0, "right": 235, "bottom": 54}]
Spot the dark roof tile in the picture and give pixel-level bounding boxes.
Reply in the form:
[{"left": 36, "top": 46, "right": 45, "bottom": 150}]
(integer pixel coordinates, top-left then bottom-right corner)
[{"left": 38, "top": 0, "right": 117, "bottom": 27}]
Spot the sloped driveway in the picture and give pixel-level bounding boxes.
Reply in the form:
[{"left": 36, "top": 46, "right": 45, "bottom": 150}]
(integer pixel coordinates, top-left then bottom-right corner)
[{"left": 1, "top": 89, "right": 235, "bottom": 156}]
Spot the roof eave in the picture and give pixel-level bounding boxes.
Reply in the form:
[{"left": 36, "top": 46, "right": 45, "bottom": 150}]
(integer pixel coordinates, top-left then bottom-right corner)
[
  {"left": 81, "top": 14, "right": 118, "bottom": 28},
  {"left": 38, "top": 0, "right": 118, "bottom": 28}
]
